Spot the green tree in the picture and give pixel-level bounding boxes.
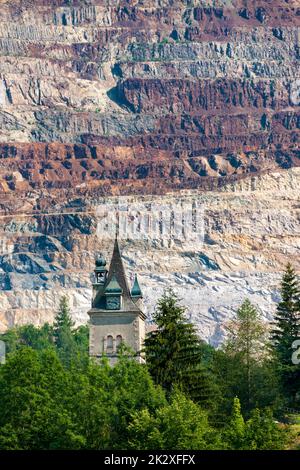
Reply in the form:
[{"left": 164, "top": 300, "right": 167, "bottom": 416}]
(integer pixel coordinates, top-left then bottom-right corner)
[
  {"left": 64, "top": 351, "right": 167, "bottom": 450},
  {"left": 225, "top": 299, "right": 266, "bottom": 407},
  {"left": 244, "top": 408, "right": 288, "bottom": 450},
  {"left": 53, "top": 296, "right": 74, "bottom": 345},
  {"left": 108, "top": 353, "right": 167, "bottom": 449},
  {"left": 223, "top": 397, "right": 245, "bottom": 449},
  {"left": 53, "top": 296, "right": 79, "bottom": 367},
  {"left": 73, "top": 325, "right": 89, "bottom": 354},
  {"left": 0, "top": 325, "right": 293, "bottom": 451},
  {"left": 0, "top": 327, "right": 21, "bottom": 353},
  {"left": 63, "top": 357, "right": 113, "bottom": 450},
  {"left": 223, "top": 398, "right": 288, "bottom": 450},
  {"left": 0, "top": 348, "right": 85, "bottom": 449},
  {"left": 215, "top": 299, "right": 278, "bottom": 416},
  {"left": 271, "top": 264, "right": 300, "bottom": 407},
  {"left": 144, "top": 289, "right": 219, "bottom": 408},
  {"left": 0, "top": 323, "right": 54, "bottom": 353},
  {"left": 128, "top": 392, "right": 222, "bottom": 450},
  {"left": 0, "top": 299, "right": 89, "bottom": 370}
]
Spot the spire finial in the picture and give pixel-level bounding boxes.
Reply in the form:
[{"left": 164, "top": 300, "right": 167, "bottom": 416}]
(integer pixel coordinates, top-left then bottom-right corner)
[
  {"left": 115, "top": 213, "right": 119, "bottom": 240},
  {"left": 96, "top": 252, "right": 106, "bottom": 267}
]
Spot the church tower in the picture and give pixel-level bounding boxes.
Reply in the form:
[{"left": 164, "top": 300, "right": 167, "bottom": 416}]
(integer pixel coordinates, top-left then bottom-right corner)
[{"left": 88, "top": 237, "right": 146, "bottom": 365}]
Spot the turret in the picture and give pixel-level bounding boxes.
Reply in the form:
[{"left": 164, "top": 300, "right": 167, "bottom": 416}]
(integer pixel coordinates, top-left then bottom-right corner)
[
  {"left": 94, "top": 253, "right": 107, "bottom": 285},
  {"left": 131, "top": 274, "right": 142, "bottom": 298},
  {"left": 88, "top": 237, "right": 146, "bottom": 365},
  {"left": 131, "top": 274, "right": 143, "bottom": 310}
]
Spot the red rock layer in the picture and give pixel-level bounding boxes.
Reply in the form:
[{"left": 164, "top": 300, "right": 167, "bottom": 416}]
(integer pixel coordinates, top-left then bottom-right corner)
[{"left": 0, "top": 0, "right": 298, "bottom": 203}]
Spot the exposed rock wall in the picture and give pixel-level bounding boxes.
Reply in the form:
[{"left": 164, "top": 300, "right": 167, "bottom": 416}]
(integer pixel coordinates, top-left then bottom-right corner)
[
  {"left": 0, "top": 1, "right": 299, "bottom": 342},
  {"left": 0, "top": 0, "right": 298, "bottom": 193},
  {"left": 0, "top": 167, "right": 299, "bottom": 345}
]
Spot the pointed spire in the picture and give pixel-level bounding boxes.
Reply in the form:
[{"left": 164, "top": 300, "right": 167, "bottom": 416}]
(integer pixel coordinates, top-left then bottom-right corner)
[
  {"left": 91, "top": 237, "right": 144, "bottom": 316},
  {"left": 131, "top": 274, "right": 143, "bottom": 298},
  {"left": 115, "top": 222, "right": 119, "bottom": 240},
  {"left": 106, "top": 236, "right": 131, "bottom": 297}
]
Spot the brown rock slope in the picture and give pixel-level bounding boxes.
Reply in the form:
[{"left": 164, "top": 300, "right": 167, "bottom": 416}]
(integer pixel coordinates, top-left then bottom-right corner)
[
  {"left": 0, "top": 0, "right": 299, "bottom": 200},
  {"left": 0, "top": 1, "right": 299, "bottom": 342}
]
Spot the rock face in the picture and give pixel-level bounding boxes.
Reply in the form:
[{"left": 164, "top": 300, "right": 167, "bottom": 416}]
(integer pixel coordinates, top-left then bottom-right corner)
[
  {"left": 0, "top": 167, "right": 299, "bottom": 345},
  {"left": 0, "top": 0, "right": 299, "bottom": 343}
]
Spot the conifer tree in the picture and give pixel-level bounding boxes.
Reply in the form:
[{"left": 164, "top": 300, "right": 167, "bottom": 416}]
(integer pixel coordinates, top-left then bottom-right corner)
[
  {"left": 225, "top": 299, "right": 267, "bottom": 411},
  {"left": 144, "top": 289, "right": 219, "bottom": 409},
  {"left": 223, "top": 398, "right": 287, "bottom": 450},
  {"left": 53, "top": 296, "right": 76, "bottom": 367},
  {"left": 224, "top": 397, "right": 245, "bottom": 449},
  {"left": 53, "top": 296, "right": 74, "bottom": 341},
  {"left": 271, "top": 263, "right": 300, "bottom": 406},
  {"left": 244, "top": 408, "right": 287, "bottom": 450}
]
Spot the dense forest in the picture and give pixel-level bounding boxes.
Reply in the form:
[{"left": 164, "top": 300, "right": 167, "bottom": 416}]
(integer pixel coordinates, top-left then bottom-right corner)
[{"left": 0, "top": 264, "right": 299, "bottom": 450}]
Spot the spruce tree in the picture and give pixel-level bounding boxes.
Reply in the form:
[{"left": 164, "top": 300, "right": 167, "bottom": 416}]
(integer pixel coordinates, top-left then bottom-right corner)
[
  {"left": 244, "top": 408, "right": 287, "bottom": 450},
  {"left": 224, "top": 397, "right": 245, "bottom": 449},
  {"left": 53, "top": 296, "right": 76, "bottom": 367},
  {"left": 144, "top": 289, "right": 218, "bottom": 409},
  {"left": 271, "top": 263, "right": 300, "bottom": 407},
  {"left": 53, "top": 296, "right": 74, "bottom": 340}
]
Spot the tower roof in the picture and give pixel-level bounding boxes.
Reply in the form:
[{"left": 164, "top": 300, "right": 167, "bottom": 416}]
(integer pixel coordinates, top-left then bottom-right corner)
[
  {"left": 95, "top": 253, "right": 107, "bottom": 271},
  {"left": 131, "top": 274, "right": 143, "bottom": 298},
  {"left": 92, "top": 237, "right": 143, "bottom": 316},
  {"left": 105, "top": 275, "right": 123, "bottom": 294},
  {"left": 106, "top": 236, "right": 131, "bottom": 297}
]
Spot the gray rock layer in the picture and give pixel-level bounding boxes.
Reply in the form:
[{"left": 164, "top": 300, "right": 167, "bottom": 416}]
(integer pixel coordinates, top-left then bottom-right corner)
[{"left": 0, "top": 167, "right": 299, "bottom": 346}]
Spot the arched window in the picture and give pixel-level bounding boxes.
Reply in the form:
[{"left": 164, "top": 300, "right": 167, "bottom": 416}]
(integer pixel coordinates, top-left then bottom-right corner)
[
  {"left": 107, "top": 335, "right": 113, "bottom": 353},
  {"left": 116, "top": 335, "right": 123, "bottom": 350}
]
